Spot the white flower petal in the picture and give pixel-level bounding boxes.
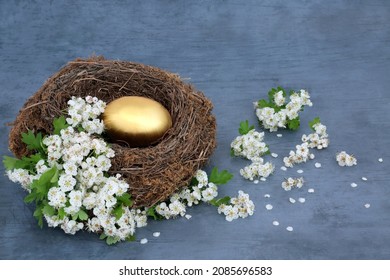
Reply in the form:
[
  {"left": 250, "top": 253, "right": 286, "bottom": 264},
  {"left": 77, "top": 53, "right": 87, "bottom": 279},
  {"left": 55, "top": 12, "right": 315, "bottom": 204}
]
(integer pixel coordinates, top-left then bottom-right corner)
[{"left": 265, "top": 204, "right": 273, "bottom": 210}]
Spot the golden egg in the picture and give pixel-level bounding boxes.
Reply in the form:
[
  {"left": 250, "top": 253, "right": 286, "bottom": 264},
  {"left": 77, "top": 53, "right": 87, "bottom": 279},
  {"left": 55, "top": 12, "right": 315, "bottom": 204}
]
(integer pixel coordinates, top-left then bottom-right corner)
[{"left": 103, "top": 96, "right": 172, "bottom": 147}]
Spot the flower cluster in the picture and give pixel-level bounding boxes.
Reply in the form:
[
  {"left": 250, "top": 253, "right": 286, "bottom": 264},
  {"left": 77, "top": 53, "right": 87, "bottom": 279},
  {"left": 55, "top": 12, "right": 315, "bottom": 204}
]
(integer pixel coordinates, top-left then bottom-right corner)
[
  {"left": 255, "top": 87, "right": 312, "bottom": 132},
  {"left": 283, "top": 118, "right": 329, "bottom": 168},
  {"left": 155, "top": 170, "right": 219, "bottom": 219},
  {"left": 230, "top": 121, "right": 275, "bottom": 181},
  {"left": 230, "top": 129, "right": 269, "bottom": 161},
  {"left": 217, "top": 191, "right": 255, "bottom": 221},
  {"left": 336, "top": 151, "right": 357, "bottom": 167},
  {"left": 239, "top": 158, "right": 274, "bottom": 181},
  {"left": 281, "top": 177, "right": 304, "bottom": 191},
  {"left": 283, "top": 142, "right": 315, "bottom": 168},
  {"left": 6, "top": 96, "right": 147, "bottom": 243},
  {"left": 66, "top": 96, "right": 105, "bottom": 134},
  {"left": 302, "top": 121, "right": 329, "bottom": 150}
]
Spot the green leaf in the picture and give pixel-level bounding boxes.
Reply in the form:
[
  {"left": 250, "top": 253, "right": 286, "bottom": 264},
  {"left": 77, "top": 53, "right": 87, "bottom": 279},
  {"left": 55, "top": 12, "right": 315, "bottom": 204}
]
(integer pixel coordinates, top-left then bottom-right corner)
[
  {"left": 33, "top": 204, "right": 44, "bottom": 228},
  {"left": 99, "top": 233, "right": 107, "bottom": 240},
  {"left": 24, "top": 192, "right": 37, "bottom": 204},
  {"left": 42, "top": 204, "right": 55, "bottom": 216},
  {"left": 257, "top": 99, "right": 271, "bottom": 108},
  {"left": 209, "top": 167, "right": 233, "bottom": 185},
  {"left": 189, "top": 177, "right": 199, "bottom": 187},
  {"left": 21, "top": 130, "right": 43, "bottom": 152},
  {"left": 113, "top": 205, "right": 124, "bottom": 220},
  {"left": 268, "top": 88, "right": 277, "bottom": 103},
  {"left": 28, "top": 153, "right": 43, "bottom": 163},
  {"left": 210, "top": 196, "right": 231, "bottom": 207},
  {"left": 309, "top": 117, "right": 321, "bottom": 131},
  {"left": 106, "top": 236, "right": 119, "bottom": 245},
  {"left": 146, "top": 206, "right": 162, "bottom": 220},
  {"left": 287, "top": 117, "right": 300, "bottom": 131},
  {"left": 77, "top": 210, "right": 89, "bottom": 221},
  {"left": 230, "top": 148, "right": 235, "bottom": 157},
  {"left": 3, "top": 153, "right": 44, "bottom": 171},
  {"left": 58, "top": 208, "right": 66, "bottom": 220},
  {"left": 32, "top": 166, "right": 58, "bottom": 201},
  {"left": 238, "top": 120, "right": 255, "bottom": 135},
  {"left": 53, "top": 116, "right": 69, "bottom": 135},
  {"left": 116, "top": 193, "right": 133, "bottom": 207},
  {"left": 126, "top": 235, "right": 136, "bottom": 242},
  {"left": 50, "top": 168, "right": 59, "bottom": 183},
  {"left": 3, "top": 156, "right": 26, "bottom": 170}
]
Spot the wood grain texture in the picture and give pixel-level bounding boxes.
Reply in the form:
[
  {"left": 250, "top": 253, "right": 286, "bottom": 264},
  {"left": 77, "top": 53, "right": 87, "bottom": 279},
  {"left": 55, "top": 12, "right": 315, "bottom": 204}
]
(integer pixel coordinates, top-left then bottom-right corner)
[{"left": 0, "top": 0, "right": 390, "bottom": 259}]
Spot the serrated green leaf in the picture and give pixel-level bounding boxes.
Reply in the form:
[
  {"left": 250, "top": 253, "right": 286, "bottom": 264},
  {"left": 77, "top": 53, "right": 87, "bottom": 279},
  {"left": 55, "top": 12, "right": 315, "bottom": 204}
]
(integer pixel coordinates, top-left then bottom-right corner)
[
  {"left": 100, "top": 233, "right": 107, "bottom": 240},
  {"left": 210, "top": 196, "right": 231, "bottom": 207},
  {"left": 31, "top": 166, "right": 58, "bottom": 201},
  {"left": 3, "top": 156, "right": 26, "bottom": 170},
  {"left": 24, "top": 192, "right": 37, "bottom": 204},
  {"left": 257, "top": 99, "right": 271, "bottom": 108},
  {"left": 287, "top": 117, "right": 300, "bottom": 131},
  {"left": 77, "top": 209, "right": 89, "bottom": 221},
  {"left": 117, "top": 193, "right": 133, "bottom": 207},
  {"left": 42, "top": 204, "right": 55, "bottom": 216},
  {"left": 146, "top": 206, "right": 163, "bottom": 221},
  {"left": 268, "top": 88, "right": 277, "bottom": 103},
  {"left": 309, "top": 117, "right": 321, "bottom": 131},
  {"left": 209, "top": 167, "right": 233, "bottom": 185},
  {"left": 238, "top": 120, "right": 255, "bottom": 135},
  {"left": 106, "top": 236, "right": 119, "bottom": 245},
  {"left": 28, "top": 153, "right": 43, "bottom": 163},
  {"left": 113, "top": 205, "right": 124, "bottom": 220},
  {"left": 53, "top": 116, "right": 69, "bottom": 135},
  {"left": 21, "top": 131, "right": 43, "bottom": 152},
  {"left": 33, "top": 205, "right": 44, "bottom": 228}
]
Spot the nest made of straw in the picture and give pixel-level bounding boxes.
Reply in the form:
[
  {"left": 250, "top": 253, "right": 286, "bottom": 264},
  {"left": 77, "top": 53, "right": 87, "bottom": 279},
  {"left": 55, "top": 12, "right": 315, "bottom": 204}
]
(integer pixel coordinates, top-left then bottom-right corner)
[{"left": 8, "top": 56, "right": 216, "bottom": 207}]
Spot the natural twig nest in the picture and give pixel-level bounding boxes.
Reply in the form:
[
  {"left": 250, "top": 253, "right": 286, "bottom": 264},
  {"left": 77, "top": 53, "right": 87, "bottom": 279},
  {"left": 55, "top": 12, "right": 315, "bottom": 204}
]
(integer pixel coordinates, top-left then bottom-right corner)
[{"left": 8, "top": 56, "right": 216, "bottom": 207}]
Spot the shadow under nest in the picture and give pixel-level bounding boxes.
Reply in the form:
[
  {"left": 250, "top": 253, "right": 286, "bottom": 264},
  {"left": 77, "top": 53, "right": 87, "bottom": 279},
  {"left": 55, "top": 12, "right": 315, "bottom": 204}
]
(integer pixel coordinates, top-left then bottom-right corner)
[{"left": 8, "top": 56, "right": 217, "bottom": 207}]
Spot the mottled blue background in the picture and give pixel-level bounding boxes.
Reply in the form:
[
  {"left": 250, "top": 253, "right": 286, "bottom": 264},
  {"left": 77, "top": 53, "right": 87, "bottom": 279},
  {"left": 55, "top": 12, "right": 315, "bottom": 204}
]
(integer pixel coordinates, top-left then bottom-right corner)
[{"left": 1, "top": 0, "right": 390, "bottom": 259}]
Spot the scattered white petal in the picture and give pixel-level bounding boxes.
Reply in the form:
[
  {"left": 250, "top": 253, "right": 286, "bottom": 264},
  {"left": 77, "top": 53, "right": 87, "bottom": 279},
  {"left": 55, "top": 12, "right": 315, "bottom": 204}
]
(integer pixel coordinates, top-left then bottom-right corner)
[
  {"left": 185, "top": 214, "right": 192, "bottom": 220},
  {"left": 297, "top": 169, "right": 304, "bottom": 174},
  {"left": 362, "top": 177, "right": 368, "bottom": 181},
  {"left": 309, "top": 154, "right": 315, "bottom": 160},
  {"left": 272, "top": 221, "right": 279, "bottom": 226},
  {"left": 260, "top": 177, "right": 267, "bottom": 182},
  {"left": 277, "top": 134, "right": 283, "bottom": 138},
  {"left": 280, "top": 166, "right": 287, "bottom": 171},
  {"left": 308, "top": 188, "right": 315, "bottom": 193},
  {"left": 351, "top": 183, "right": 358, "bottom": 188},
  {"left": 253, "top": 180, "right": 259, "bottom": 184},
  {"left": 153, "top": 232, "right": 160, "bottom": 237},
  {"left": 286, "top": 226, "right": 294, "bottom": 232},
  {"left": 378, "top": 158, "right": 383, "bottom": 163},
  {"left": 265, "top": 204, "right": 273, "bottom": 210},
  {"left": 364, "top": 203, "right": 371, "bottom": 209},
  {"left": 264, "top": 194, "right": 271, "bottom": 198},
  {"left": 271, "top": 153, "right": 278, "bottom": 158},
  {"left": 140, "top": 238, "right": 148, "bottom": 244},
  {"left": 289, "top": 197, "right": 296, "bottom": 204},
  {"left": 298, "top": 197, "right": 306, "bottom": 203},
  {"left": 315, "top": 162, "right": 322, "bottom": 168}
]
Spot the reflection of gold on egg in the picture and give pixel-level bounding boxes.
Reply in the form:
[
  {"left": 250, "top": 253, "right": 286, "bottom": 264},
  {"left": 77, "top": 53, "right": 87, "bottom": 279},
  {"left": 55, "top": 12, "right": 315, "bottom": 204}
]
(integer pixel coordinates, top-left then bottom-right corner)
[{"left": 103, "top": 96, "right": 172, "bottom": 147}]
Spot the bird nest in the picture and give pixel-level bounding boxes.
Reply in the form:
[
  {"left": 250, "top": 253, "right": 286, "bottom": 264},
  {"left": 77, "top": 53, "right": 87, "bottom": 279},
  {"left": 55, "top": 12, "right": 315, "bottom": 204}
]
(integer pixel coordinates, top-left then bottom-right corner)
[{"left": 8, "top": 56, "right": 216, "bottom": 207}]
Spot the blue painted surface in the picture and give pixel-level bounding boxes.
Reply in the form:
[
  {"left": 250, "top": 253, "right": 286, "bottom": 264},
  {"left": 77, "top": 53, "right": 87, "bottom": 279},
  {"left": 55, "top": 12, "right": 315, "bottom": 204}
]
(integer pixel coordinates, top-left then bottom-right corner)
[{"left": 0, "top": 0, "right": 390, "bottom": 259}]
